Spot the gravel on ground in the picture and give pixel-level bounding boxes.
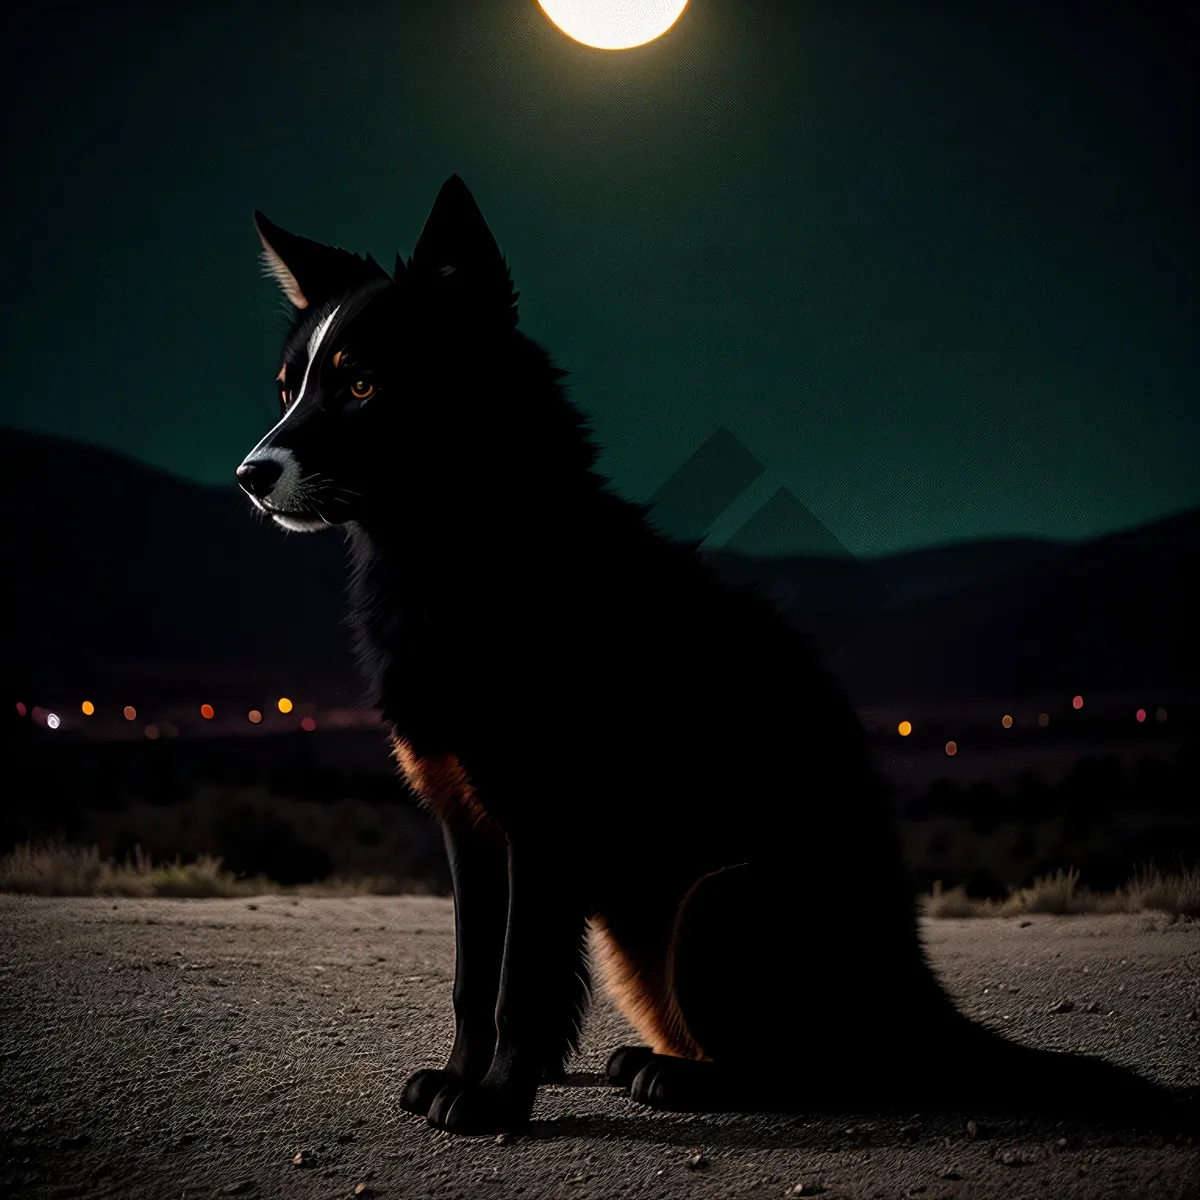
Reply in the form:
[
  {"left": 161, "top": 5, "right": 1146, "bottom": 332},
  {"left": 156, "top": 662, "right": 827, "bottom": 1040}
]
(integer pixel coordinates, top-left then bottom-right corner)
[{"left": 1, "top": 896, "right": 1197, "bottom": 1199}]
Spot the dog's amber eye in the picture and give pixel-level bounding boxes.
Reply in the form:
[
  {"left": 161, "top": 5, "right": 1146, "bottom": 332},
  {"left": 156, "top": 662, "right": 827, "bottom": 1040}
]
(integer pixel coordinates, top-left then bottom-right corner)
[{"left": 350, "top": 379, "right": 374, "bottom": 400}]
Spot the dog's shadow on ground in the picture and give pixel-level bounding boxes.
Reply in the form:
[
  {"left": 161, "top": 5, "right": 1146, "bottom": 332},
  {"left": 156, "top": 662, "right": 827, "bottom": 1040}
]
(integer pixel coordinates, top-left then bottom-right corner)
[
  {"left": 521, "top": 1094, "right": 1177, "bottom": 1152},
  {"left": 524, "top": 1111, "right": 896, "bottom": 1151}
]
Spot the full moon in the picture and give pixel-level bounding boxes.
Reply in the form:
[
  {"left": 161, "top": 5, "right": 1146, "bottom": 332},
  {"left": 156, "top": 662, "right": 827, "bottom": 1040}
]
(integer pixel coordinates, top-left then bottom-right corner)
[{"left": 537, "top": 1, "right": 690, "bottom": 51}]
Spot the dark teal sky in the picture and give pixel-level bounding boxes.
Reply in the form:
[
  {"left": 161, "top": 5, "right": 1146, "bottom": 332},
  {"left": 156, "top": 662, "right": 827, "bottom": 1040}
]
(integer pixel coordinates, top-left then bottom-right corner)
[{"left": 2, "top": 1, "right": 1195, "bottom": 556}]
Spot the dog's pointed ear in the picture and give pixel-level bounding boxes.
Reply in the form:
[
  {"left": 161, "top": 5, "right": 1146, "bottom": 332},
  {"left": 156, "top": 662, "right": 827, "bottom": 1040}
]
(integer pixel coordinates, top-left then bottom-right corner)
[
  {"left": 254, "top": 211, "right": 388, "bottom": 310},
  {"left": 408, "top": 175, "right": 518, "bottom": 327}
]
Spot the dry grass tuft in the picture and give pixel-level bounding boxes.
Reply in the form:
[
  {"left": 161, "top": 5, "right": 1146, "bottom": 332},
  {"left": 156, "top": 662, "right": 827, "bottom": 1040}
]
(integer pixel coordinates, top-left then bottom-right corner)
[
  {"left": 1013, "top": 867, "right": 1122, "bottom": 915},
  {"left": 0, "top": 840, "right": 110, "bottom": 897},
  {"left": 1127, "top": 863, "right": 1200, "bottom": 919},
  {"left": 922, "top": 865, "right": 1199, "bottom": 920},
  {"left": 0, "top": 840, "right": 434, "bottom": 899},
  {"left": 924, "top": 879, "right": 988, "bottom": 918},
  {"left": 0, "top": 840, "right": 265, "bottom": 898}
]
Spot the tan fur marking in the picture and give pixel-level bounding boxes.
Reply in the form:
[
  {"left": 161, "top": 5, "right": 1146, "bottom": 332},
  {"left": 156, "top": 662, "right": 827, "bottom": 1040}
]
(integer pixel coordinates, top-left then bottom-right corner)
[
  {"left": 333, "top": 350, "right": 344, "bottom": 368},
  {"left": 390, "top": 734, "right": 500, "bottom": 837},
  {"left": 589, "top": 917, "right": 706, "bottom": 1060},
  {"left": 276, "top": 364, "right": 287, "bottom": 383},
  {"left": 258, "top": 239, "right": 309, "bottom": 309}
]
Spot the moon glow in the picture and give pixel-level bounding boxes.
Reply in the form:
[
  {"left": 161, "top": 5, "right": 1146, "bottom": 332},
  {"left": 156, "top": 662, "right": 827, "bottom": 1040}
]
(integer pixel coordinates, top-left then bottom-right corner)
[{"left": 536, "top": 1, "right": 690, "bottom": 51}]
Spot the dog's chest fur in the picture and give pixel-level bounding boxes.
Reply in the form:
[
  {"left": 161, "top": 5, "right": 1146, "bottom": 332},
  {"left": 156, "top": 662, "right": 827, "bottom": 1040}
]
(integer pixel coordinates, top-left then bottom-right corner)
[{"left": 390, "top": 734, "right": 500, "bottom": 835}]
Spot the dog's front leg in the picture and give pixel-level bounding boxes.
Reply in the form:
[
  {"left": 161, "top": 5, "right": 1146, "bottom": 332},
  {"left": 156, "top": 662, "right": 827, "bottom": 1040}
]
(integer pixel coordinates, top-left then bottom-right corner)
[
  {"left": 426, "top": 836, "right": 589, "bottom": 1135},
  {"left": 400, "top": 817, "right": 508, "bottom": 1117}
]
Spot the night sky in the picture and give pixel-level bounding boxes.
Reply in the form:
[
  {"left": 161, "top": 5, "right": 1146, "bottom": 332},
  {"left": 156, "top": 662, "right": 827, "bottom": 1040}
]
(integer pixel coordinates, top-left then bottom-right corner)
[{"left": 2, "top": 0, "right": 1195, "bottom": 557}]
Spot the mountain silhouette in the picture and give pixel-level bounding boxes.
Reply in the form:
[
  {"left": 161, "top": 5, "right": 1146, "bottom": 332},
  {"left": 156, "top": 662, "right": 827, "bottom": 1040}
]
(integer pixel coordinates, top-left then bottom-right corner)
[
  {"left": 3, "top": 428, "right": 355, "bottom": 706},
  {"left": 827, "top": 509, "right": 1198, "bottom": 700},
  {"left": 4, "top": 428, "right": 1194, "bottom": 706}
]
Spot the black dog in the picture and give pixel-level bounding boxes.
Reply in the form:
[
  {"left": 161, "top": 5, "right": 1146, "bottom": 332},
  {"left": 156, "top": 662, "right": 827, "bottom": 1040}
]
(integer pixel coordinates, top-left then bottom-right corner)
[{"left": 238, "top": 175, "right": 1187, "bottom": 1136}]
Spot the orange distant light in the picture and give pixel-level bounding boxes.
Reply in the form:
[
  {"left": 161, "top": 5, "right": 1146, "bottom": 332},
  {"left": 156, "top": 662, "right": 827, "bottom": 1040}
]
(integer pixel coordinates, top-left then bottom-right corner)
[
  {"left": 200, "top": 703, "right": 215, "bottom": 720},
  {"left": 1136, "top": 708, "right": 1146, "bottom": 723},
  {"left": 1001, "top": 714, "right": 1013, "bottom": 729},
  {"left": 1072, "top": 695, "right": 1084, "bottom": 710},
  {"left": 1038, "top": 712, "right": 1050, "bottom": 727},
  {"left": 945, "top": 740, "right": 958, "bottom": 756},
  {"left": 248, "top": 709, "right": 263, "bottom": 724},
  {"left": 81, "top": 700, "right": 95, "bottom": 716},
  {"left": 123, "top": 705, "right": 137, "bottom": 721},
  {"left": 897, "top": 720, "right": 912, "bottom": 737},
  {"left": 145, "top": 724, "right": 160, "bottom": 740},
  {"left": 277, "top": 697, "right": 293, "bottom": 714},
  {"left": 301, "top": 716, "right": 316, "bottom": 732}
]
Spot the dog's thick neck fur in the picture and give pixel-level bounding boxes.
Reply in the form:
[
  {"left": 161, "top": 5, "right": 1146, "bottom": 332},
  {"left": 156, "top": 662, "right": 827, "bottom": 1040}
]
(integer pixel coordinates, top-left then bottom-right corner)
[{"left": 340, "top": 329, "right": 665, "bottom": 715}]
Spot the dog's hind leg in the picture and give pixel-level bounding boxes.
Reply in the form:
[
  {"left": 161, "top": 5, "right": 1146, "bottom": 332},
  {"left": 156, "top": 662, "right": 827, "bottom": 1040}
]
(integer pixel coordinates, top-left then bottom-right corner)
[
  {"left": 591, "top": 897, "right": 707, "bottom": 1087},
  {"left": 630, "top": 863, "right": 810, "bottom": 1113},
  {"left": 604, "top": 1044, "right": 659, "bottom": 1086}
]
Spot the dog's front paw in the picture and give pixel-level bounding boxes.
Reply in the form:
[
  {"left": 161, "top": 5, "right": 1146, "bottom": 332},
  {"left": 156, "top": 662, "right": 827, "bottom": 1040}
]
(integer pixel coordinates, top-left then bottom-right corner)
[
  {"left": 426, "top": 1081, "right": 535, "bottom": 1136},
  {"left": 400, "top": 1068, "right": 460, "bottom": 1117}
]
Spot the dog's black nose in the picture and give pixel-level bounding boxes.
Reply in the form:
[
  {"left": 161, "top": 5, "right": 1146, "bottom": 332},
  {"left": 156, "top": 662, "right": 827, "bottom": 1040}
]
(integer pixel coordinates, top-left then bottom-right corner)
[{"left": 237, "top": 459, "right": 282, "bottom": 497}]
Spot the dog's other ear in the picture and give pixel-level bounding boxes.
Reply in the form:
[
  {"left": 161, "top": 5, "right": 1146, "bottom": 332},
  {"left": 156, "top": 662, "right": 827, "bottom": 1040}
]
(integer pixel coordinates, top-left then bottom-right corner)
[
  {"left": 254, "top": 211, "right": 388, "bottom": 310},
  {"left": 408, "top": 175, "right": 519, "bottom": 328}
]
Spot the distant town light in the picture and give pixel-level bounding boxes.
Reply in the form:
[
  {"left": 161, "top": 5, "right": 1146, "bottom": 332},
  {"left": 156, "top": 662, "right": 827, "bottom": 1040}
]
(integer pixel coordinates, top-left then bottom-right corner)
[
  {"left": 248, "top": 709, "right": 263, "bottom": 724},
  {"left": 1072, "top": 695, "right": 1084, "bottom": 710},
  {"left": 200, "top": 704, "right": 215, "bottom": 720},
  {"left": 1001, "top": 714, "right": 1013, "bottom": 729},
  {"left": 1136, "top": 708, "right": 1147, "bottom": 723},
  {"left": 898, "top": 720, "right": 912, "bottom": 737},
  {"left": 145, "top": 724, "right": 160, "bottom": 740},
  {"left": 15, "top": 702, "right": 27, "bottom": 717},
  {"left": 123, "top": 705, "right": 137, "bottom": 721},
  {"left": 81, "top": 700, "right": 95, "bottom": 716},
  {"left": 945, "top": 740, "right": 958, "bottom": 756},
  {"left": 277, "top": 697, "right": 293, "bottom": 714},
  {"left": 1038, "top": 712, "right": 1050, "bottom": 727},
  {"left": 301, "top": 716, "right": 316, "bottom": 732},
  {"left": 1156, "top": 707, "right": 1167, "bottom": 723},
  {"left": 46, "top": 712, "right": 61, "bottom": 730}
]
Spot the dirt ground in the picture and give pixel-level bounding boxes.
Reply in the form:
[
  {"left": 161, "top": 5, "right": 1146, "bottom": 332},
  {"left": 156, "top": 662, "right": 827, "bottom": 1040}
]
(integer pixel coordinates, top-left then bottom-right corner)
[{"left": 1, "top": 897, "right": 1197, "bottom": 1200}]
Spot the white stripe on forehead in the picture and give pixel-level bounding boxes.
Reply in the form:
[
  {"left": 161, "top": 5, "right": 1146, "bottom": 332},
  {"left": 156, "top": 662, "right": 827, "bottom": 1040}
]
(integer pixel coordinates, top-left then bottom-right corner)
[
  {"left": 242, "top": 303, "right": 341, "bottom": 462},
  {"left": 307, "top": 306, "right": 339, "bottom": 360},
  {"left": 297, "top": 304, "right": 341, "bottom": 406}
]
